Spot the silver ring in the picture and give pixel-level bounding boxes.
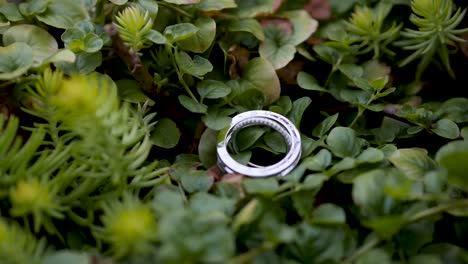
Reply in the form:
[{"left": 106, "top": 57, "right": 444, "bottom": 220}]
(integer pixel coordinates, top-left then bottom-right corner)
[{"left": 216, "top": 110, "right": 302, "bottom": 177}]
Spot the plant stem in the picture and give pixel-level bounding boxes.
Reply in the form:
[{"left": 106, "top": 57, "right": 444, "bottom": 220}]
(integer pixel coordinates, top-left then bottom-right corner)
[
  {"left": 167, "top": 45, "right": 199, "bottom": 102},
  {"left": 104, "top": 24, "right": 156, "bottom": 98}
]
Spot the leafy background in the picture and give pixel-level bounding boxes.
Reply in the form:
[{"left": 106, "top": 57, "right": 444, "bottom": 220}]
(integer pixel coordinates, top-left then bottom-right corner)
[{"left": 0, "top": 0, "right": 468, "bottom": 263}]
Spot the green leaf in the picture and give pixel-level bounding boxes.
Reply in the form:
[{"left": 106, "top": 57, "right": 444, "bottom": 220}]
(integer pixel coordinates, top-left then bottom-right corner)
[
  {"left": 162, "top": 0, "right": 200, "bottom": 4},
  {"left": 150, "top": 118, "right": 181, "bottom": 149},
  {"left": 175, "top": 51, "right": 213, "bottom": 77},
  {"left": 259, "top": 23, "right": 296, "bottom": 69},
  {"left": 109, "top": 0, "right": 128, "bottom": 5},
  {"left": 357, "top": 148, "right": 385, "bottom": 164},
  {"left": 356, "top": 248, "right": 391, "bottom": 264},
  {"left": 313, "top": 44, "right": 342, "bottom": 66},
  {"left": 462, "top": 126, "right": 468, "bottom": 139},
  {"left": 164, "top": 23, "right": 199, "bottom": 43},
  {"left": 241, "top": 57, "right": 280, "bottom": 105},
  {"left": 389, "top": 148, "right": 437, "bottom": 180},
  {"left": 3, "top": 24, "right": 58, "bottom": 67},
  {"left": 435, "top": 140, "right": 468, "bottom": 188},
  {"left": 226, "top": 18, "right": 265, "bottom": 41},
  {"left": 41, "top": 49, "right": 76, "bottom": 65},
  {"left": 18, "top": 0, "right": 49, "bottom": 17},
  {"left": 297, "top": 71, "right": 327, "bottom": 92},
  {"left": 363, "top": 215, "right": 406, "bottom": 239},
  {"left": 145, "top": 29, "right": 167, "bottom": 44},
  {"left": 352, "top": 169, "right": 387, "bottom": 217},
  {"left": 42, "top": 251, "right": 90, "bottom": 264},
  {"left": 180, "top": 170, "right": 213, "bottom": 193},
  {"left": 302, "top": 149, "right": 332, "bottom": 171},
  {"left": 202, "top": 107, "right": 235, "bottom": 130},
  {"left": 326, "top": 127, "right": 362, "bottom": 158},
  {"left": 233, "top": 199, "right": 262, "bottom": 232},
  {"left": 36, "top": 0, "right": 89, "bottom": 29},
  {"left": 0, "top": 42, "right": 33, "bottom": 80},
  {"left": 291, "top": 223, "right": 354, "bottom": 263},
  {"left": 190, "top": 192, "right": 235, "bottom": 216},
  {"left": 198, "top": 128, "right": 218, "bottom": 168},
  {"left": 287, "top": 97, "right": 312, "bottom": 128},
  {"left": 312, "top": 114, "right": 339, "bottom": 137},
  {"left": 243, "top": 178, "right": 279, "bottom": 195},
  {"left": 438, "top": 97, "right": 468, "bottom": 123},
  {"left": 133, "top": 0, "right": 159, "bottom": 18},
  {"left": 235, "top": 126, "right": 267, "bottom": 151},
  {"left": 311, "top": 203, "right": 346, "bottom": 224},
  {"left": 432, "top": 119, "right": 460, "bottom": 139},
  {"left": 259, "top": 41, "right": 296, "bottom": 70},
  {"left": 82, "top": 33, "right": 103, "bottom": 52},
  {"left": 279, "top": 10, "right": 318, "bottom": 46},
  {"left": 195, "top": 0, "right": 237, "bottom": 11},
  {"left": 54, "top": 51, "right": 102, "bottom": 74},
  {"left": 409, "top": 255, "right": 442, "bottom": 264},
  {"left": 116, "top": 79, "right": 151, "bottom": 103},
  {"left": 152, "top": 187, "right": 185, "bottom": 215},
  {"left": 233, "top": 87, "right": 266, "bottom": 110},
  {"left": 264, "top": 131, "right": 287, "bottom": 153},
  {"left": 197, "top": 80, "right": 232, "bottom": 100},
  {"left": 178, "top": 95, "right": 208, "bottom": 113},
  {"left": 234, "top": 0, "right": 275, "bottom": 18},
  {"left": 0, "top": 2, "right": 22, "bottom": 21},
  {"left": 178, "top": 17, "right": 216, "bottom": 53}
]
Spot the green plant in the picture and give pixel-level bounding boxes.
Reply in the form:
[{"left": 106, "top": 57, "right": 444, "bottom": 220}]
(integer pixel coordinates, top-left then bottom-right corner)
[
  {"left": 396, "top": 0, "right": 468, "bottom": 79},
  {"left": 345, "top": 2, "right": 402, "bottom": 58},
  {"left": 0, "top": 0, "right": 468, "bottom": 263}
]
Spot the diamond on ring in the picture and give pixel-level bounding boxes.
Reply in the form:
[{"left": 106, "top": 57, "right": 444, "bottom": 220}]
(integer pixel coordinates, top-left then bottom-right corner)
[{"left": 216, "top": 110, "right": 302, "bottom": 178}]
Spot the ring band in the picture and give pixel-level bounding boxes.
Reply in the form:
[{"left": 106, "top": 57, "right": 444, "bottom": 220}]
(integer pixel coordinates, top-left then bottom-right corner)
[{"left": 216, "top": 110, "right": 302, "bottom": 177}]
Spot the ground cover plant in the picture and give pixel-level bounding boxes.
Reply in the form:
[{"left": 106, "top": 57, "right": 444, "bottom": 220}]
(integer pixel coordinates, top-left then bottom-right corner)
[{"left": 1, "top": 0, "right": 468, "bottom": 263}]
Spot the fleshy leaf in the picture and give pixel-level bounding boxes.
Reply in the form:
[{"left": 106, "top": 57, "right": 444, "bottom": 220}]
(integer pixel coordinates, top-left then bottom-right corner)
[
  {"left": 179, "top": 17, "right": 216, "bottom": 53},
  {"left": 54, "top": 52, "right": 102, "bottom": 74},
  {"left": 36, "top": 0, "right": 89, "bottom": 29},
  {"left": 197, "top": 80, "right": 232, "bottom": 100},
  {"left": 435, "top": 140, "right": 468, "bottom": 188},
  {"left": 311, "top": 203, "right": 346, "bottom": 224},
  {"left": 241, "top": 57, "right": 281, "bottom": 105},
  {"left": 389, "top": 148, "right": 437, "bottom": 180},
  {"left": 297, "top": 71, "right": 327, "bottom": 92},
  {"left": 175, "top": 51, "right": 213, "bottom": 78},
  {"left": 313, "top": 114, "right": 339, "bottom": 137},
  {"left": 198, "top": 128, "right": 218, "bottom": 168},
  {"left": 326, "top": 127, "right": 362, "bottom": 158},
  {"left": 226, "top": 19, "right": 265, "bottom": 41},
  {"left": 195, "top": 0, "right": 237, "bottom": 11},
  {"left": 0, "top": 42, "right": 33, "bottom": 80},
  {"left": 151, "top": 118, "right": 181, "bottom": 149},
  {"left": 3, "top": 24, "right": 58, "bottom": 67},
  {"left": 279, "top": 10, "right": 318, "bottom": 46},
  {"left": 178, "top": 95, "right": 208, "bottom": 113},
  {"left": 164, "top": 23, "right": 199, "bottom": 43},
  {"left": 431, "top": 119, "right": 460, "bottom": 139}
]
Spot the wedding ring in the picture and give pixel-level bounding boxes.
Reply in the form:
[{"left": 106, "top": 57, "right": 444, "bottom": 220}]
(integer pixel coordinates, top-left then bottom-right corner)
[{"left": 216, "top": 110, "right": 302, "bottom": 177}]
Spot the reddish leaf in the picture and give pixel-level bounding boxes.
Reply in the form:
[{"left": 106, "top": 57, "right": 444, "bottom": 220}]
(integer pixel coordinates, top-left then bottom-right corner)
[{"left": 304, "top": 0, "right": 331, "bottom": 20}]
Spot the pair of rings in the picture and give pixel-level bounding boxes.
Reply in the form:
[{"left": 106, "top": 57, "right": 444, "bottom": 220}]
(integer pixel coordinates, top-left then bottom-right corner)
[{"left": 216, "top": 110, "right": 302, "bottom": 178}]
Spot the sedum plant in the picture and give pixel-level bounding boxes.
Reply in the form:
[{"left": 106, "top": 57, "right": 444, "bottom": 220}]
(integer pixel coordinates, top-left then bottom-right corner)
[
  {"left": 345, "top": 2, "right": 402, "bottom": 58},
  {"left": 396, "top": 0, "right": 468, "bottom": 79}
]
